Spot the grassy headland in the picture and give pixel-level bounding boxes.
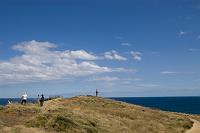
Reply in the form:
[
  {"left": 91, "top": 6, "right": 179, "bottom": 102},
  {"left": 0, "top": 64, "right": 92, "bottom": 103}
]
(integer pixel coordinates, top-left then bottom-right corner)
[{"left": 0, "top": 96, "right": 199, "bottom": 133}]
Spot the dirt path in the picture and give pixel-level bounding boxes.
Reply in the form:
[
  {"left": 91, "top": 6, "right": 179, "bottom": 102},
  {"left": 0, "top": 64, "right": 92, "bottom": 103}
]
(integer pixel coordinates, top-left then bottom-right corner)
[{"left": 186, "top": 119, "right": 200, "bottom": 133}]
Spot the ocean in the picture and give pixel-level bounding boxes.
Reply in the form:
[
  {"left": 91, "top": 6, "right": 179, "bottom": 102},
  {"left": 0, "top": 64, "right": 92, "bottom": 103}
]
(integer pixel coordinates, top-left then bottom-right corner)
[
  {"left": 0, "top": 97, "right": 200, "bottom": 114},
  {"left": 0, "top": 98, "right": 37, "bottom": 106},
  {"left": 110, "top": 97, "right": 200, "bottom": 114}
]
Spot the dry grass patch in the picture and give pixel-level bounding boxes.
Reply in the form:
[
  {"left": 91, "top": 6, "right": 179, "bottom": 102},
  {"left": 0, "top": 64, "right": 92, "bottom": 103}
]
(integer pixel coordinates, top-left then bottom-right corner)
[{"left": 0, "top": 96, "right": 197, "bottom": 133}]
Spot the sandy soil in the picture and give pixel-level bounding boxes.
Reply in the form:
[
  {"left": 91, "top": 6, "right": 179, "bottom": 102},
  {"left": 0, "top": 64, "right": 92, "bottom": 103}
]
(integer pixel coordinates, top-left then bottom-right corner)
[{"left": 186, "top": 119, "right": 200, "bottom": 133}]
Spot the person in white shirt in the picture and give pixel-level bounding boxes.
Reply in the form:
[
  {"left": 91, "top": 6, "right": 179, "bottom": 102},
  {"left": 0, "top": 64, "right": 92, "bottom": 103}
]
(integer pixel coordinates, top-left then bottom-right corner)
[
  {"left": 8, "top": 100, "right": 11, "bottom": 104},
  {"left": 21, "top": 92, "right": 28, "bottom": 105}
]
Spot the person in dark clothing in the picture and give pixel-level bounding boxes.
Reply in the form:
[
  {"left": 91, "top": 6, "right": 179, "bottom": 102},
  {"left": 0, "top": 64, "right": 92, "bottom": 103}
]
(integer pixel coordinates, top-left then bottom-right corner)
[
  {"left": 96, "top": 89, "right": 99, "bottom": 97},
  {"left": 40, "top": 94, "right": 45, "bottom": 106},
  {"left": 37, "top": 94, "right": 40, "bottom": 104}
]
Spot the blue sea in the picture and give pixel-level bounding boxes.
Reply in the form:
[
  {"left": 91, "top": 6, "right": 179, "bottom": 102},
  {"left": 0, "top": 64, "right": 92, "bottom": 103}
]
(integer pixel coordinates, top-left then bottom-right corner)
[
  {"left": 0, "top": 97, "right": 200, "bottom": 114},
  {"left": 110, "top": 97, "right": 200, "bottom": 114},
  {"left": 0, "top": 98, "right": 37, "bottom": 106}
]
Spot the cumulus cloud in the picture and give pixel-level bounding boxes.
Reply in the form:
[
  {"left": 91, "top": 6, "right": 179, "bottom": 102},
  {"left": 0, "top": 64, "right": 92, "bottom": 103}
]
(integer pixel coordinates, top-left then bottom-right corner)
[
  {"left": 12, "top": 40, "right": 97, "bottom": 60},
  {"left": 130, "top": 51, "right": 142, "bottom": 61},
  {"left": 0, "top": 40, "right": 129, "bottom": 84},
  {"left": 104, "top": 50, "right": 127, "bottom": 61}
]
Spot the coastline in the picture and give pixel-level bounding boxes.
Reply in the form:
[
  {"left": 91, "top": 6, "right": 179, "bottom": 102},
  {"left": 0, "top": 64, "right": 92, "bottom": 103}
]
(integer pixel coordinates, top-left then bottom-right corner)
[
  {"left": 1, "top": 96, "right": 200, "bottom": 115},
  {"left": 0, "top": 96, "right": 199, "bottom": 133}
]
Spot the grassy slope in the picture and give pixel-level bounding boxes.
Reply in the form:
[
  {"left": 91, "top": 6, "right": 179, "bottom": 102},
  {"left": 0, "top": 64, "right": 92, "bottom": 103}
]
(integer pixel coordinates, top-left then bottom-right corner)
[{"left": 0, "top": 96, "right": 197, "bottom": 133}]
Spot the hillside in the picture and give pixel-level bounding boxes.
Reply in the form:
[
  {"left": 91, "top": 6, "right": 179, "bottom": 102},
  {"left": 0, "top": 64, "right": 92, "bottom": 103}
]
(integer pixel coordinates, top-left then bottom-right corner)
[{"left": 0, "top": 96, "right": 199, "bottom": 133}]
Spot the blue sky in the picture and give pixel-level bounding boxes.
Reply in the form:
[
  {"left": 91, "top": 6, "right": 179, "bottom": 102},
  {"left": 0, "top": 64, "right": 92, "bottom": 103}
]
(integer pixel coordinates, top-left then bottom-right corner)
[{"left": 0, "top": 0, "right": 200, "bottom": 98}]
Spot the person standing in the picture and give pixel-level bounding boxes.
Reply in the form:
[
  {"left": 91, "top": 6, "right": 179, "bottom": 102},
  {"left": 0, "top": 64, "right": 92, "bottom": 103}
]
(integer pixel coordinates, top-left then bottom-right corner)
[
  {"left": 37, "top": 94, "right": 40, "bottom": 104},
  {"left": 21, "top": 92, "right": 28, "bottom": 105},
  {"left": 96, "top": 89, "right": 99, "bottom": 97},
  {"left": 40, "top": 94, "right": 45, "bottom": 106},
  {"left": 8, "top": 100, "right": 11, "bottom": 104}
]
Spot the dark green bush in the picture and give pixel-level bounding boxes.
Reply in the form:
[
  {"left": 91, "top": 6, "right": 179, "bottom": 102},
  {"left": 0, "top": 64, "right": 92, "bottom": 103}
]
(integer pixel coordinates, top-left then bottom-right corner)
[{"left": 50, "top": 115, "right": 77, "bottom": 132}]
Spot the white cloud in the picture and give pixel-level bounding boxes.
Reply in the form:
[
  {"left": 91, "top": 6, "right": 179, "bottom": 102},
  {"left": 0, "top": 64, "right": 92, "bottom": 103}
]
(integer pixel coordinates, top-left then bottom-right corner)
[
  {"left": 0, "top": 40, "right": 129, "bottom": 84},
  {"left": 178, "top": 31, "right": 186, "bottom": 37},
  {"left": 189, "top": 48, "right": 200, "bottom": 52},
  {"left": 160, "top": 71, "right": 178, "bottom": 74},
  {"left": 87, "top": 76, "right": 141, "bottom": 84},
  {"left": 87, "top": 76, "right": 120, "bottom": 82},
  {"left": 114, "top": 36, "right": 123, "bottom": 40},
  {"left": 104, "top": 50, "right": 127, "bottom": 61},
  {"left": 130, "top": 51, "right": 142, "bottom": 61},
  {"left": 121, "top": 42, "right": 131, "bottom": 47},
  {"left": 137, "top": 84, "right": 160, "bottom": 87},
  {"left": 12, "top": 40, "right": 98, "bottom": 60},
  {"left": 197, "top": 35, "right": 200, "bottom": 40},
  {"left": 69, "top": 50, "right": 98, "bottom": 60},
  {"left": 161, "top": 71, "right": 195, "bottom": 75},
  {"left": 12, "top": 40, "right": 57, "bottom": 54}
]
